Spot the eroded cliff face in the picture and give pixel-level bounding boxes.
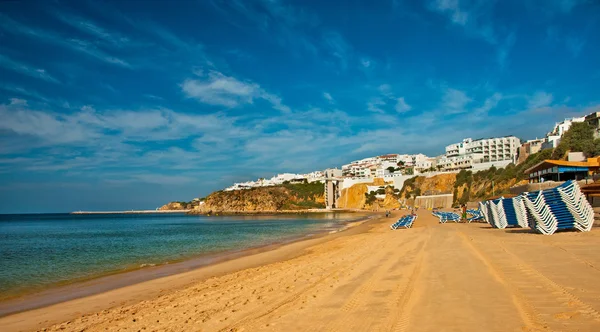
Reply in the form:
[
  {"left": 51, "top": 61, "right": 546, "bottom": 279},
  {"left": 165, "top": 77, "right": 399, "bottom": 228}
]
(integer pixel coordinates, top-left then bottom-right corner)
[
  {"left": 400, "top": 172, "right": 528, "bottom": 205},
  {"left": 337, "top": 179, "right": 400, "bottom": 210},
  {"left": 187, "top": 183, "right": 325, "bottom": 214},
  {"left": 337, "top": 184, "right": 368, "bottom": 209},
  {"left": 400, "top": 173, "right": 457, "bottom": 199},
  {"left": 159, "top": 202, "right": 191, "bottom": 210}
]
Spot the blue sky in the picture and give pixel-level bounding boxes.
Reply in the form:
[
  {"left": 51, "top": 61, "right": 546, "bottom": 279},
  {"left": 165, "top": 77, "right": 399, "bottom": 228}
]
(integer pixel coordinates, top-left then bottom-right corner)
[{"left": 0, "top": 0, "right": 599, "bottom": 213}]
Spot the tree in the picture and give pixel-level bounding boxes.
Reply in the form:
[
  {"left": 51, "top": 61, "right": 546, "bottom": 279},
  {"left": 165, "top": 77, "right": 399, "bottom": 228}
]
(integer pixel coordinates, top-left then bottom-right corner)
[
  {"left": 397, "top": 161, "right": 405, "bottom": 168},
  {"left": 386, "top": 166, "right": 396, "bottom": 173},
  {"left": 552, "top": 122, "right": 595, "bottom": 158},
  {"left": 404, "top": 167, "right": 414, "bottom": 175}
]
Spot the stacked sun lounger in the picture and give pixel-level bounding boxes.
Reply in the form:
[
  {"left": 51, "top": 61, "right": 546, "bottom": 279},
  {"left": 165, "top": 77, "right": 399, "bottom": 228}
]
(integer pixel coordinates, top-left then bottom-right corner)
[
  {"left": 478, "top": 202, "right": 490, "bottom": 224},
  {"left": 432, "top": 211, "right": 460, "bottom": 223},
  {"left": 466, "top": 209, "right": 484, "bottom": 223},
  {"left": 521, "top": 181, "right": 594, "bottom": 235},
  {"left": 480, "top": 180, "right": 593, "bottom": 235},
  {"left": 480, "top": 196, "right": 529, "bottom": 229},
  {"left": 390, "top": 214, "right": 417, "bottom": 230}
]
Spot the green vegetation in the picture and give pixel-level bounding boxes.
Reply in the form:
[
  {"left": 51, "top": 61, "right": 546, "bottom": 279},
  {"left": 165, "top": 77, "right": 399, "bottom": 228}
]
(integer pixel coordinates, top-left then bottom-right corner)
[
  {"left": 398, "top": 121, "right": 597, "bottom": 206},
  {"left": 282, "top": 181, "right": 324, "bottom": 199},
  {"left": 364, "top": 191, "right": 377, "bottom": 205},
  {"left": 283, "top": 200, "right": 325, "bottom": 209},
  {"left": 551, "top": 122, "right": 600, "bottom": 159}
]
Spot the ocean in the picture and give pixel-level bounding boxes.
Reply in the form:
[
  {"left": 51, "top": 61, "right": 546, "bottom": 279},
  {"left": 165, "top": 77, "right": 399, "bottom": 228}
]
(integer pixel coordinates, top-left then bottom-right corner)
[{"left": 0, "top": 212, "right": 364, "bottom": 300}]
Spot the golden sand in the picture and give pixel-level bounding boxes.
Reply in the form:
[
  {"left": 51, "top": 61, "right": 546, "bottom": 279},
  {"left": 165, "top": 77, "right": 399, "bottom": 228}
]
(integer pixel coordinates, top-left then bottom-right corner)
[{"left": 2, "top": 210, "right": 600, "bottom": 332}]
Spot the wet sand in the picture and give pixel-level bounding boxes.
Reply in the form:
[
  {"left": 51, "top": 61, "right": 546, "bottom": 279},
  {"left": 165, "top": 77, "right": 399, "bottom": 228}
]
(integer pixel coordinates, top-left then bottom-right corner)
[{"left": 2, "top": 210, "right": 600, "bottom": 331}]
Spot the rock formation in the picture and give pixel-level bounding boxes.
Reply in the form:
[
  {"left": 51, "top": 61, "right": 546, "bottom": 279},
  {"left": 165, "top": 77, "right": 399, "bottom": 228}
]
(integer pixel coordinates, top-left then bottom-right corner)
[{"left": 186, "top": 183, "right": 325, "bottom": 214}]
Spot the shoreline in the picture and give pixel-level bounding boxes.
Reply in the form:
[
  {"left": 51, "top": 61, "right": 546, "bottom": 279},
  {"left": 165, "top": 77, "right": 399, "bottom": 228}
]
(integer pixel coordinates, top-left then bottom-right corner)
[
  {"left": 186, "top": 208, "right": 360, "bottom": 215},
  {"left": 70, "top": 210, "right": 190, "bottom": 214},
  {"left": 0, "top": 211, "right": 378, "bottom": 323}
]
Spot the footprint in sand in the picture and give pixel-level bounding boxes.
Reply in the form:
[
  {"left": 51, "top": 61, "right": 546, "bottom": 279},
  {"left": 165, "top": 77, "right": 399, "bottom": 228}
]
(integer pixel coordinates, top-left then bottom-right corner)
[{"left": 553, "top": 312, "right": 581, "bottom": 320}]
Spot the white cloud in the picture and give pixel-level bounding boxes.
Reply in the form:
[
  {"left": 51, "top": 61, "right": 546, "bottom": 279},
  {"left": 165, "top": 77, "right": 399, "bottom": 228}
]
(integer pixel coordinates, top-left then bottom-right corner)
[
  {"left": 182, "top": 70, "right": 290, "bottom": 112},
  {"left": 323, "top": 31, "right": 351, "bottom": 70},
  {"left": 367, "top": 98, "right": 386, "bottom": 113},
  {"left": 378, "top": 84, "right": 392, "bottom": 93},
  {"left": 395, "top": 97, "right": 412, "bottom": 113},
  {"left": 0, "top": 14, "right": 131, "bottom": 68},
  {"left": 52, "top": 11, "right": 131, "bottom": 49},
  {"left": 528, "top": 91, "right": 554, "bottom": 109},
  {"left": 474, "top": 93, "right": 503, "bottom": 115},
  {"left": 428, "top": 0, "right": 516, "bottom": 66},
  {"left": 360, "top": 58, "right": 372, "bottom": 68},
  {"left": 442, "top": 88, "right": 472, "bottom": 113},
  {"left": 0, "top": 54, "right": 60, "bottom": 83},
  {"left": 323, "top": 92, "right": 334, "bottom": 103},
  {"left": 431, "top": 0, "right": 469, "bottom": 26},
  {"left": 0, "top": 100, "right": 239, "bottom": 148}
]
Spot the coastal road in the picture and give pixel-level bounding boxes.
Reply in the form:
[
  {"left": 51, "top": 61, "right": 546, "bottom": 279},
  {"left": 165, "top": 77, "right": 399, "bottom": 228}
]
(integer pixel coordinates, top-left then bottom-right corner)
[{"left": 3, "top": 210, "right": 600, "bottom": 331}]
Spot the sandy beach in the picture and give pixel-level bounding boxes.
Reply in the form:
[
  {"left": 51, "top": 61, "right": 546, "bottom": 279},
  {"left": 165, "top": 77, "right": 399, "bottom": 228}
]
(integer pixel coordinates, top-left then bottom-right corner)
[{"left": 2, "top": 210, "right": 600, "bottom": 332}]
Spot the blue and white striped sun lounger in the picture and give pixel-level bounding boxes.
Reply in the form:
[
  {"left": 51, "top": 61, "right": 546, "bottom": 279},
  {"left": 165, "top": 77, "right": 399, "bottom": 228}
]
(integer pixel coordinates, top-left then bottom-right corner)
[
  {"left": 480, "top": 180, "right": 593, "bottom": 235},
  {"left": 432, "top": 211, "right": 460, "bottom": 223},
  {"left": 390, "top": 214, "right": 417, "bottom": 230}
]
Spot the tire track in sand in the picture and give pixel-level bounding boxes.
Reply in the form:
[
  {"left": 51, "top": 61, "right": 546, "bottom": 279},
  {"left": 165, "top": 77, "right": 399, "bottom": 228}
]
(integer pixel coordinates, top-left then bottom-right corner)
[
  {"left": 384, "top": 228, "right": 431, "bottom": 332},
  {"left": 456, "top": 230, "right": 549, "bottom": 332},
  {"left": 217, "top": 234, "right": 382, "bottom": 332},
  {"left": 493, "top": 238, "right": 600, "bottom": 322},
  {"left": 322, "top": 236, "right": 423, "bottom": 332}
]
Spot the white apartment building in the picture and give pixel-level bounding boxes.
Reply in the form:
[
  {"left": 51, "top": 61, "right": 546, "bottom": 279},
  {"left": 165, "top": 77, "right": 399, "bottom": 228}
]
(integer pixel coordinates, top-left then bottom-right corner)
[
  {"left": 541, "top": 116, "right": 585, "bottom": 150},
  {"left": 414, "top": 158, "right": 435, "bottom": 171},
  {"left": 440, "top": 136, "right": 520, "bottom": 171},
  {"left": 376, "top": 154, "right": 399, "bottom": 163}
]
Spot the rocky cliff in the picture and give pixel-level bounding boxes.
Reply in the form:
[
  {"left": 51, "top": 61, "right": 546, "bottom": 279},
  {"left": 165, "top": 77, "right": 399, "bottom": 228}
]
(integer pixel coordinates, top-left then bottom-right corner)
[
  {"left": 399, "top": 173, "right": 457, "bottom": 199},
  {"left": 400, "top": 168, "right": 528, "bottom": 206},
  {"left": 186, "top": 182, "right": 325, "bottom": 214},
  {"left": 337, "top": 167, "right": 530, "bottom": 210},
  {"left": 337, "top": 178, "right": 400, "bottom": 210},
  {"left": 159, "top": 201, "right": 192, "bottom": 210}
]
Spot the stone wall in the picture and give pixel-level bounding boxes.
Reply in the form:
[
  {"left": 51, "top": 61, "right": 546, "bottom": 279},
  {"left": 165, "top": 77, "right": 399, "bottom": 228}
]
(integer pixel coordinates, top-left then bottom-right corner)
[{"left": 414, "top": 194, "right": 454, "bottom": 209}]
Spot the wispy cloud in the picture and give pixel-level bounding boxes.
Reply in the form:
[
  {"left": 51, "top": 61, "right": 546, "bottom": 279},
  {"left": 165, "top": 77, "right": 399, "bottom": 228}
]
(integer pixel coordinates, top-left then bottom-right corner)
[
  {"left": 474, "top": 92, "right": 503, "bottom": 115},
  {"left": 360, "top": 57, "right": 373, "bottom": 68},
  {"left": 52, "top": 11, "right": 132, "bottom": 49},
  {"left": 528, "top": 91, "right": 554, "bottom": 108},
  {"left": 211, "top": 0, "right": 319, "bottom": 57},
  {"left": 367, "top": 97, "right": 386, "bottom": 113},
  {"left": 430, "top": 0, "right": 469, "bottom": 25},
  {"left": 0, "top": 13, "right": 131, "bottom": 68},
  {"left": 323, "top": 92, "right": 334, "bottom": 103},
  {"left": 427, "top": 0, "right": 515, "bottom": 66},
  {"left": 441, "top": 87, "right": 472, "bottom": 114},
  {"left": 181, "top": 70, "right": 290, "bottom": 112},
  {"left": 545, "top": 27, "right": 587, "bottom": 58},
  {"left": 0, "top": 54, "right": 60, "bottom": 83},
  {"left": 322, "top": 31, "right": 351, "bottom": 70},
  {"left": 366, "top": 84, "right": 412, "bottom": 114},
  {"left": 395, "top": 97, "right": 412, "bottom": 113}
]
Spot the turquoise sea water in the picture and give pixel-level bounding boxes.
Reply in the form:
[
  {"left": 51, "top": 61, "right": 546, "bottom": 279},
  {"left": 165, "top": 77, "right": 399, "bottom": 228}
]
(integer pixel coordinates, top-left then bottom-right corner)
[{"left": 0, "top": 212, "right": 361, "bottom": 299}]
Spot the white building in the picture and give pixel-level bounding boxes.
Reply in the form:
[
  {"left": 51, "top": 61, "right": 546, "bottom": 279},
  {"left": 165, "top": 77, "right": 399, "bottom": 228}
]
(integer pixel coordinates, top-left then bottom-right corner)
[
  {"left": 439, "top": 136, "right": 520, "bottom": 171},
  {"left": 541, "top": 116, "right": 585, "bottom": 150}
]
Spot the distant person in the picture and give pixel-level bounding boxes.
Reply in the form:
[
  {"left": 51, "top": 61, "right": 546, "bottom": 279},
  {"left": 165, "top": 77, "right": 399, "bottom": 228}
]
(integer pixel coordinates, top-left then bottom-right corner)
[{"left": 462, "top": 204, "right": 467, "bottom": 221}]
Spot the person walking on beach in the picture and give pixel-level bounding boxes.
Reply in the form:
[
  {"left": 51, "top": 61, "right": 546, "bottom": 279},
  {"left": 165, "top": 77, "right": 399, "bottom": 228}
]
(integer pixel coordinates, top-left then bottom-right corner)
[{"left": 461, "top": 204, "right": 467, "bottom": 222}]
